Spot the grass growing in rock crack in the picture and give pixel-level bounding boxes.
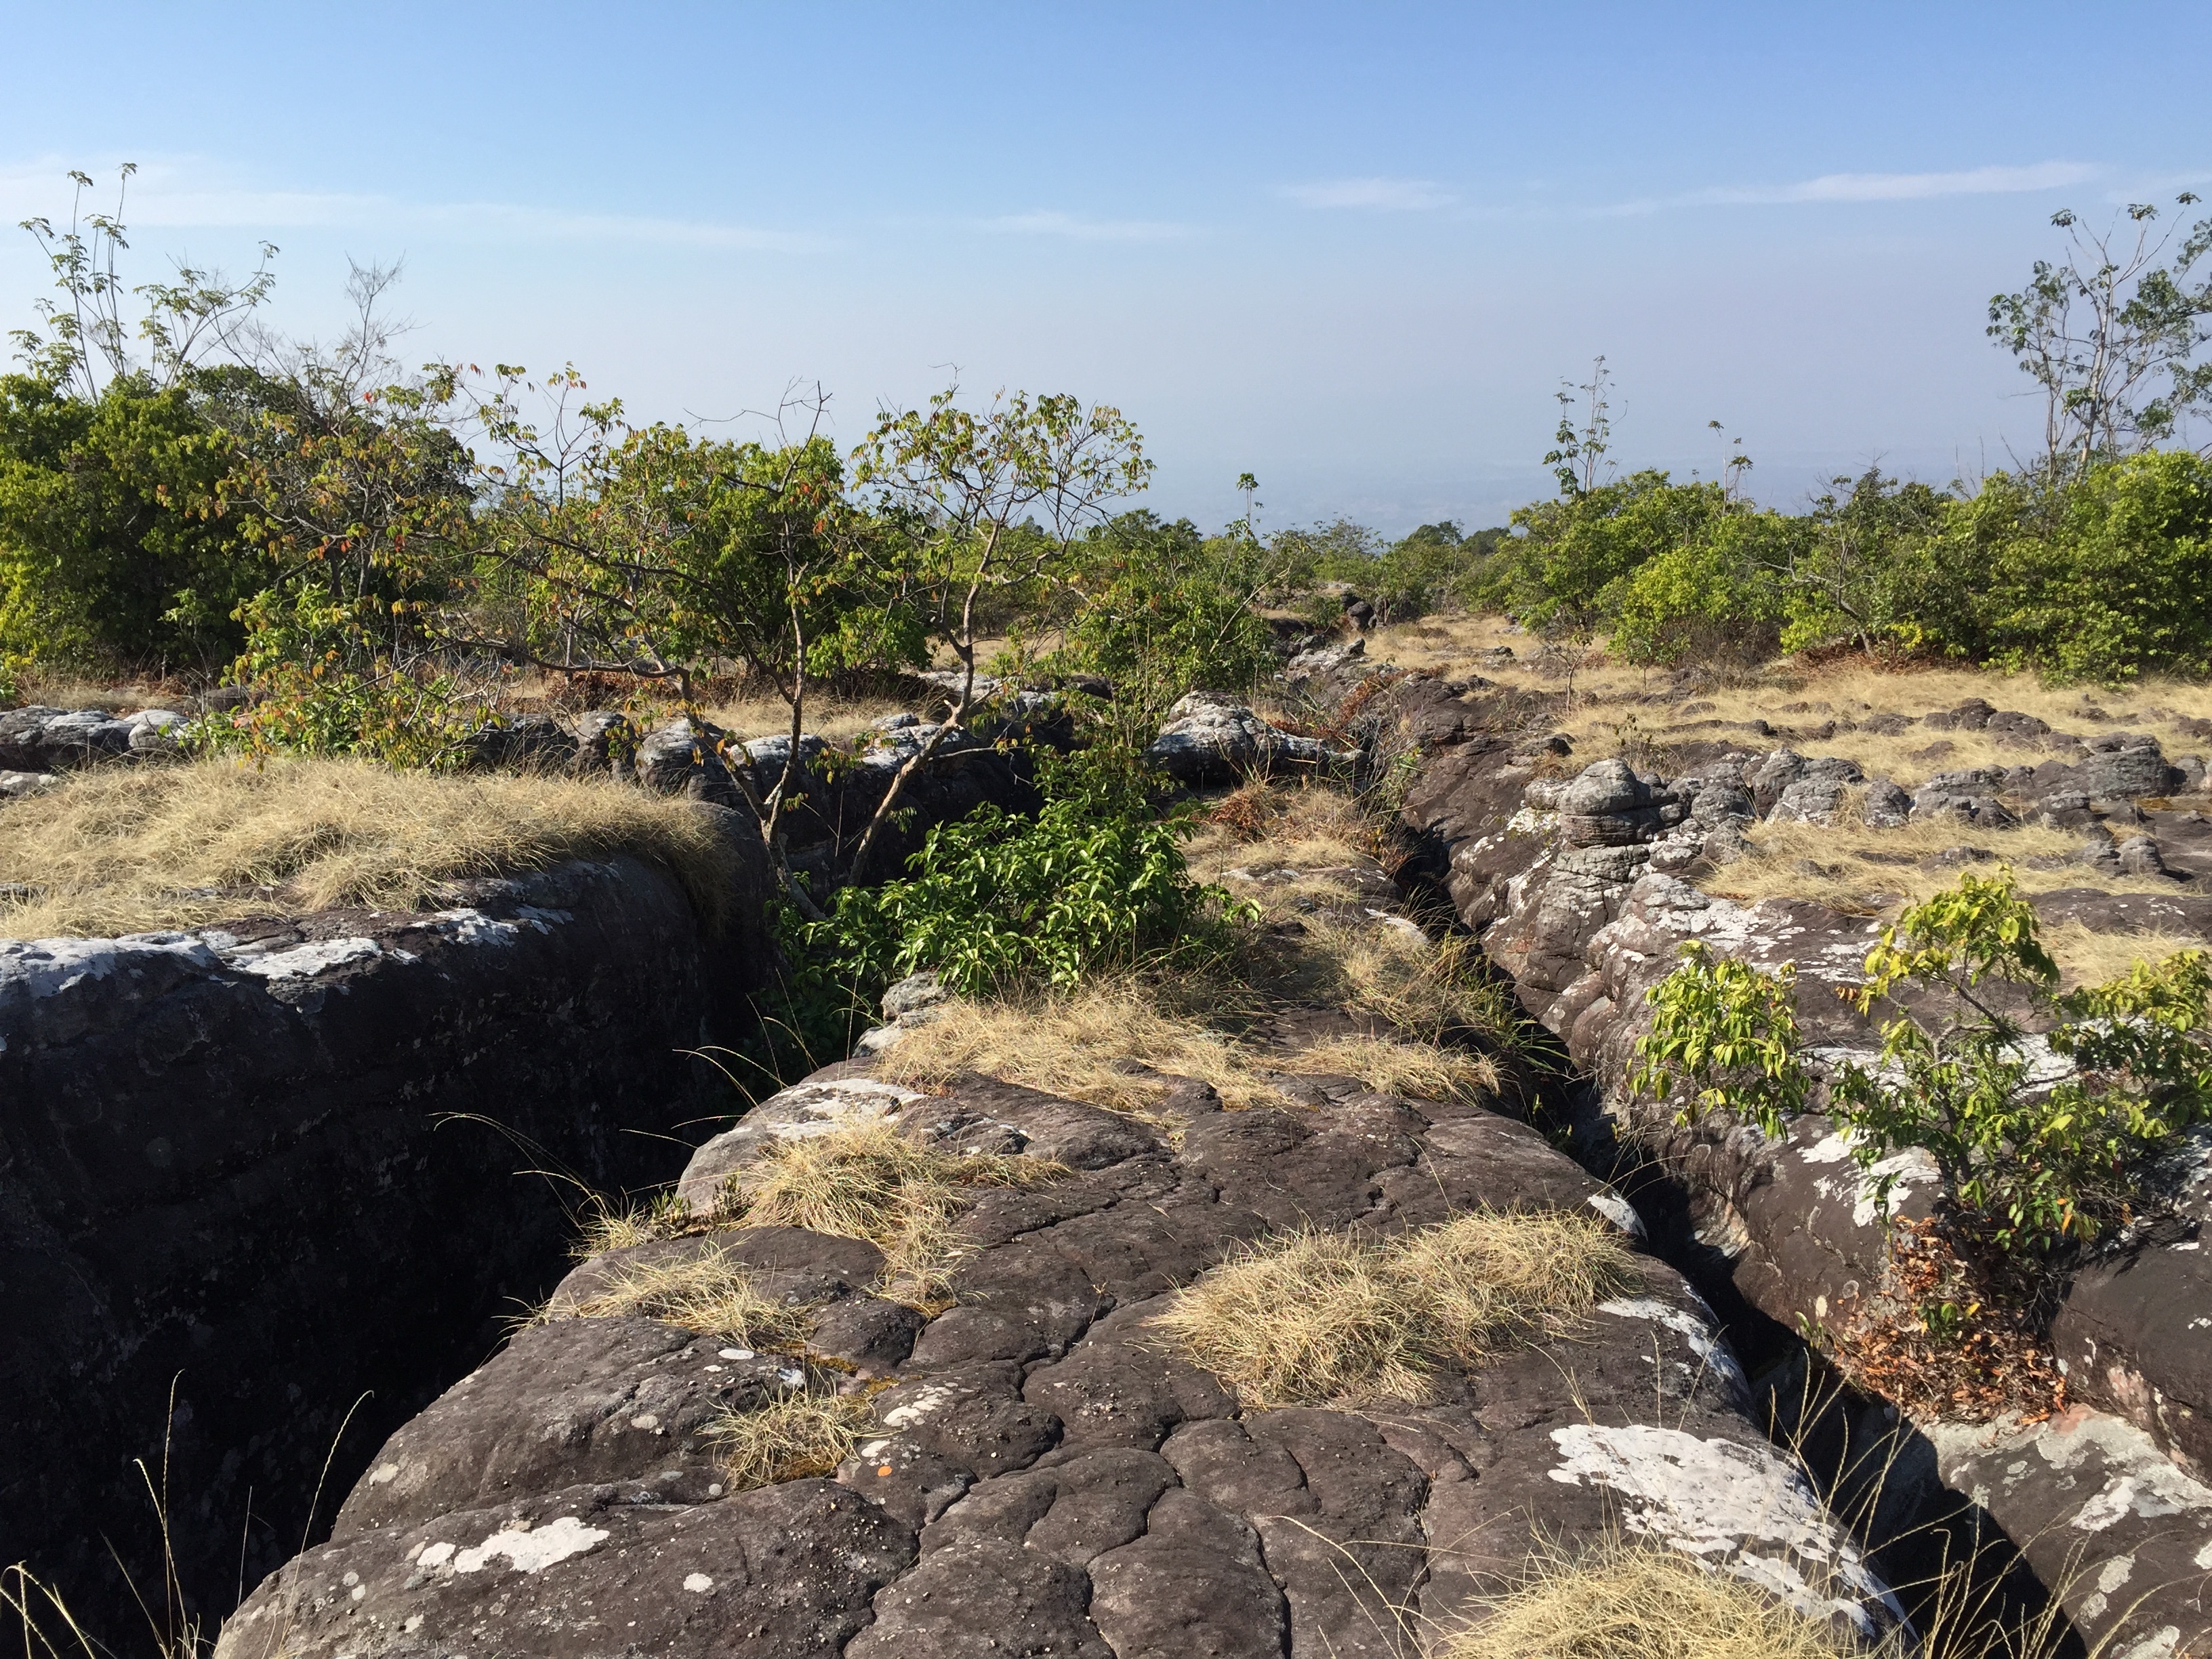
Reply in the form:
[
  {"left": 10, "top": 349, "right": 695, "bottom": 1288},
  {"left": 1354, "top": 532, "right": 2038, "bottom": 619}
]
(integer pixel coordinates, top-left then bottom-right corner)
[
  {"left": 1447, "top": 1542, "right": 1896, "bottom": 1659},
  {"left": 0, "top": 756, "right": 734, "bottom": 938},
  {"left": 560, "top": 1244, "right": 817, "bottom": 1347},
  {"left": 567, "top": 1124, "right": 1063, "bottom": 1311},
  {"left": 716, "top": 1120, "right": 1063, "bottom": 1304},
  {"left": 1151, "top": 1210, "right": 1639, "bottom": 1407},
  {"left": 878, "top": 980, "right": 1502, "bottom": 1118},
  {"left": 708, "top": 1391, "right": 876, "bottom": 1490}
]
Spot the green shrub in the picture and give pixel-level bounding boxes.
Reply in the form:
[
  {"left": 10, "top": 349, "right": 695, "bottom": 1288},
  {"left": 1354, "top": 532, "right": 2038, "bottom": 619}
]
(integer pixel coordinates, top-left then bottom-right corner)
[
  {"left": 1629, "top": 940, "right": 1807, "bottom": 1133},
  {"left": 827, "top": 743, "right": 1245, "bottom": 997},
  {"left": 1062, "top": 512, "right": 1280, "bottom": 719},
  {"left": 1492, "top": 471, "right": 1732, "bottom": 638},
  {"left": 1832, "top": 870, "right": 2212, "bottom": 1252},
  {"left": 0, "top": 372, "right": 264, "bottom": 676},
  {"left": 1610, "top": 511, "right": 1799, "bottom": 665},
  {"left": 1961, "top": 449, "right": 2212, "bottom": 682},
  {"left": 1634, "top": 871, "right": 2212, "bottom": 1259}
]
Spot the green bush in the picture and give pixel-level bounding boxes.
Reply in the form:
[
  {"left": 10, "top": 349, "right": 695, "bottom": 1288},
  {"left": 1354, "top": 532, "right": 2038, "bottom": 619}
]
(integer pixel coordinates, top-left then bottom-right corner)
[
  {"left": 1948, "top": 450, "right": 2212, "bottom": 682},
  {"left": 1281, "top": 518, "right": 1509, "bottom": 623},
  {"left": 1061, "top": 512, "right": 1280, "bottom": 718},
  {"left": 1491, "top": 471, "right": 1732, "bottom": 638},
  {"left": 1634, "top": 871, "right": 2212, "bottom": 1259},
  {"left": 826, "top": 743, "right": 1244, "bottom": 997},
  {"left": 0, "top": 372, "right": 264, "bottom": 676},
  {"left": 1610, "top": 510, "right": 1799, "bottom": 665}
]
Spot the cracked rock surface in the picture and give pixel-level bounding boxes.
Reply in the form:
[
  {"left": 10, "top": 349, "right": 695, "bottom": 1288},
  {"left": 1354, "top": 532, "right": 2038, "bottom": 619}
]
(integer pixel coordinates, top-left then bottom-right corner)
[
  {"left": 218, "top": 1054, "right": 1892, "bottom": 1657},
  {"left": 1395, "top": 708, "right": 2212, "bottom": 1655}
]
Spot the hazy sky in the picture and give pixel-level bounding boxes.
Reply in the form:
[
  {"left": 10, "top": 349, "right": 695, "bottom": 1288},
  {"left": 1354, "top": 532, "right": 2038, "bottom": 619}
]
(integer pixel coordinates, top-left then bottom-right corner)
[{"left": 3, "top": 1, "right": 2208, "bottom": 532}]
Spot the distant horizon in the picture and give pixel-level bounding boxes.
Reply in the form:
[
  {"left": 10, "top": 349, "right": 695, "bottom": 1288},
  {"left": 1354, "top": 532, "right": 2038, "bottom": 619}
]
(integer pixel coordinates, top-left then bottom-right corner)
[{"left": 3, "top": 1, "right": 2207, "bottom": 535}]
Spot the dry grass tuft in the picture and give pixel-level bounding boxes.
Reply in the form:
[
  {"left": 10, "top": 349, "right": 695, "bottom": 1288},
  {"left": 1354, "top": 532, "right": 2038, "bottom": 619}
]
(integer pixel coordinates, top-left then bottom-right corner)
[
  {"left": 704, "top": 692, "right": 915, "bottom": 742},
  {"left": 0, "top": 756, "right": 735, "bottom": 939},
  {"left": 718, "top": 1120, "right": 1062, "bottom": 1302},
  {"left": 564, "top": 1245, "right": 816, "bottom": 1347},
  {"left": 708, "top": 1391, "right": 875, "bottom": 1490},
  {"left": 1186, "top": 781, "right": 1382, "bottom": 874},
  {"left": 1151, "top": 1210, "right": 1639, "bottom": 1407},
  {"left": 880, "top": 978, "right": 1507, "bottom": 1118},
  {"left": 1296, "top": 1033, "right": 1498, "bottom": 1105},
  {"left": 1282, "top": 920, "right": 1519, "bottom": 1044},
  {"left": 2042, "top": 918, "right": 2211, "bottom": 991},
  {"left": 877, "top": 981, "right": 1287, "bottom": 1115},
  {"left": 1703, "top": 820, "right": 2169, "bottom": 916},
  {"left": 1448, "top": 1542, "right": 1891, "bottom": 1659}
]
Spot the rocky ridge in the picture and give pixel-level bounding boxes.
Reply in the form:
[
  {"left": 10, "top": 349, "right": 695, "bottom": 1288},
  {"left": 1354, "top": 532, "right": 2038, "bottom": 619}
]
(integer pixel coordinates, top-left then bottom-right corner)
[
  {"left": 216, "top": 781, "right": 1900, "bottom": 1658},
  {"left": 1338, "top": 657, "right": 2212, "bottom": 1657}
]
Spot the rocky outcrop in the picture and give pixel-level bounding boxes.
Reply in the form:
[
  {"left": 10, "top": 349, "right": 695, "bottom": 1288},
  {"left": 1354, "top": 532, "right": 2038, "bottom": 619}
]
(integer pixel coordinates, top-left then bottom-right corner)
[
  {"left": 1398, "top": 725, "right": 2212, "bottom": 1654},
  {"left": 1143, "top": 692, "right": 1355, "bottom": 785},
  {"left": 2, "top": 825, "right": 771, "bottom": 1643},
  {"left": 220, "top": 1063, "right": 1899, "bottom": 1658},
  {"left": 0, "top": 703, "right": 186, "bottom": 769}
]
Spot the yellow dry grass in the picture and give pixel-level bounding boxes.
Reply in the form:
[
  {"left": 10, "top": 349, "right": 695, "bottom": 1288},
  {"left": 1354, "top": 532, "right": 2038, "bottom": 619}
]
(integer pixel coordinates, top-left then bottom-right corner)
[
  {"left": 1702, "top": 819, "right": 2179, "bottom": 916},
  {"left": 876, "top": 981, "right": 1283, "bottom": 1115},
  {"left": 1150, "top": 1210, "right": 1639, "bottom": 1408},
  {"left": 716, "top": 1120, "right": 1063, "bottom": 1303},
  {"left": 1366, "top": 614, "right": 2212, "bottom": 789},
  {"left": 9, "top": 676, "right": 187, "bottom": 713},
  {"left": 0, "top": 756, "right": 735, "bottom": 939},
  {"left": 1183, "top": 779, "right": 1523, "bottom": 1056},
  {"left": 703, "top": 692, "right": 916, "bottom": 741},
  {"left": 1183, "top": 780, "right": 1382, "bottom": 878},
  {"left": 879, "top": 979, "right": 1506, "bottom": 1118},
  {"left": 2042, "top": 918, "right": 2211, "bottom": 991},
  {"left": 1448, "top": 1542, "right": 1893, "bottom": 1659},
  {"left": 708, "top": 1391, "right": 874, "bottom": 1490},
  {"left": 561, "top": 1244, "right": 817, "bottom": 1348},
  {"left": 1296, "top": 1033, "right": 1498, "bottom": 1105}
]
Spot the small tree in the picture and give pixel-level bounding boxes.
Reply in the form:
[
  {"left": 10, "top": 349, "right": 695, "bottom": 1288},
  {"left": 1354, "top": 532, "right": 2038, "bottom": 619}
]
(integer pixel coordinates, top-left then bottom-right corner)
[
  {"left": 846, "top": 386, "right": 1151, "bottom": 878},
  {"left": 13, "top": 163, "right": 276, "bottom": 400},
  {"left": 464, "top": 374, "right": 909, "bottom": 910},
  {"left": 1988, "top": 194, "right": 2212, "bottom": 474},
  {"left": 1634, "top": 871, "right": 2212, "bottom": 1261}
]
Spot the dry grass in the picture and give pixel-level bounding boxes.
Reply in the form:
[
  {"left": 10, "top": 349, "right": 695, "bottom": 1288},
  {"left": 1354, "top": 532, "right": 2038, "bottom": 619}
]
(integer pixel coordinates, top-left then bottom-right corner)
[
  {"left": 708, "top": 1391, "right": 874, "bottom": 1490},
  {"left": 562, "top": 1245, "right": 817, "bottom": 1347},
  {"left": 703, "top": 692, "right": 916, "bottom": 741},
  {"left": 1702, "top": 819, "right": 2176, "bottom": 916},
  {"left": 1184, "top": 779, "right": 1524, "bottom": 1057},
  {"left": 1185, "top": 780, "right": 1382, "bottom": 877},
  {"left": 1559, "top": 660, "right": 2212, "bottom": 787},
  {"left": 879, "top": 978, "right": 1507, "bottom": 1118},
  {"left": 716, "top": 1120, "right": 1063, "bottom": 1303},
  {"left": 1296, "top": 1033, "right": 1498, "bottom": 1105},
  {"left": 1364, "top": 615, "right": 2212, "bottom": 787},
  {"left": 2042, "top": 918, "right": 2211, "bottom": 990},
  {"left": 1286, "top": 920, "right": 1519, "bottom": 1042},
  {"left": 0, "top": 756, "right": 734, "bottom": 939},
  {"left": 8, "top": 675, "right": 187, "bottom": 712},
  {"left": 876, "top": 981, "right": 1289, "bottom": 1115},
  {"left": 1150, "top": 1210, "right": 1639, "bottom": 1408},
  {"left": 1448, "top": 1542, "right": 1893, "bottom": 1659}
]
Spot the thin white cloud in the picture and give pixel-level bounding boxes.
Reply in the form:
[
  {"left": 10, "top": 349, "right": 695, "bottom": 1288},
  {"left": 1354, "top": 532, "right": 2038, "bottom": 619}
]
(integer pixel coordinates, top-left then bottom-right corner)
[
  {"left": 1281, "top": 176, "right": 1454, "bottom": 211},
  {"left": 0, "top": 157, "right": 828, "bottom": 252},
  {"left": 986, "top": 209, "right": 1191, "bottom": 241},
  {"left": 1599, "top": 160, "right": 2102, "bottom": 216}
]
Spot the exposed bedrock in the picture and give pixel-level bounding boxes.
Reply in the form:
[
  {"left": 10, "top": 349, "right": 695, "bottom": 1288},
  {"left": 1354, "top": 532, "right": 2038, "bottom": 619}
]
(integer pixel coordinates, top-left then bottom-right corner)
[
  {"left": 1386, "top": 673, "right": 2212, "bottom": 1656},
  {"left": 220, "top": 1065, "right": 1900, "bottom": 1658},
  {"left": 1, "top": 816, "right": 771, "bottom": 1644}
]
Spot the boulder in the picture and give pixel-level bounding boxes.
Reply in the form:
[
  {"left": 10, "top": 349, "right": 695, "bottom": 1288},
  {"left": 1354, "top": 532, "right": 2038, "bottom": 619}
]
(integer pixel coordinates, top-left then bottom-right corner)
[{"left": 1143, "top": 693, "right": 1350, "bottom": 785}]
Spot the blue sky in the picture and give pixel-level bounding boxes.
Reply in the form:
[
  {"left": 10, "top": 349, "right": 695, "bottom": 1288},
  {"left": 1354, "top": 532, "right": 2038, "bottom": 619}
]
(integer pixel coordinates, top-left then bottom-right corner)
[{"left": 3, "top": 1, "right": 2209, "bottom": 531}]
